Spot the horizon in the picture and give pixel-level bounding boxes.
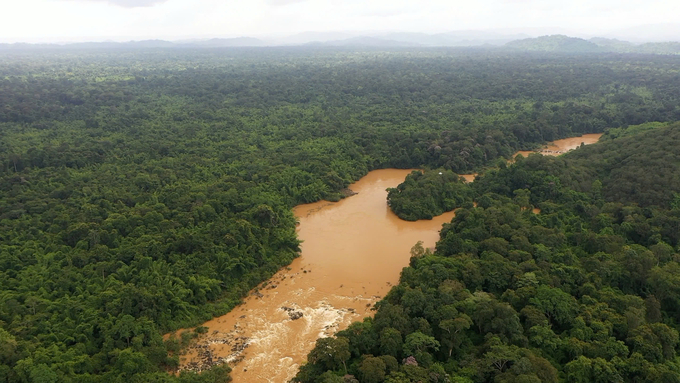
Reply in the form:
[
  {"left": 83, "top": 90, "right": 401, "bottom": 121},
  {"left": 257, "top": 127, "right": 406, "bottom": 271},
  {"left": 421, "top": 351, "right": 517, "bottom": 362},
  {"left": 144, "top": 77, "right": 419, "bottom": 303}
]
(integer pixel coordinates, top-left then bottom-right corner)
[
  {"left": 1, "top": 0, "right": 679, "bottom": 44},
  {"left": 2, "top": 28, "right": 680, "bottom": 47}
]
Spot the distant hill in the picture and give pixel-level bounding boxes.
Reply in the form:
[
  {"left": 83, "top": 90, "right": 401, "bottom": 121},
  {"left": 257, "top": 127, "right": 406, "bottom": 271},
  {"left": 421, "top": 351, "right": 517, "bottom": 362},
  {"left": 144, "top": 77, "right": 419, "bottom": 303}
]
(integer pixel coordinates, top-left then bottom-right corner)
[
  {"left": 1, "top": 33, "right": 680, "bottom": 53},
  {"left": 634, "top": 41, "right": 680, "bottom": 54},
  {"left": 305, "top": 36, "right": 422, "bottom": 47},
  {"left": 376, "top": 31, "right": 529, "bottom": 47},
  {"left": 589, "top": 38, "right": 680, "bottom": 54},
  {"left": 505, "top": 34, "right": 680, "bottom": 55},
  {"left": 273, "top": 31, "right": 357, "bottom": 45},
  {"left": 589, "top": 37, "right": 635, "bottom": 51},
  {"left": 273, "top": 30, "right": 529, "bottom": 47},
  {"left": 505, "top": 35, "right": 602, "bottom": 52},
  {"left": 187, "top": 37, "right": 267, "bottom": 47},
  {"left": 70, "top": 40, "right": 177, "bottom": 49}
]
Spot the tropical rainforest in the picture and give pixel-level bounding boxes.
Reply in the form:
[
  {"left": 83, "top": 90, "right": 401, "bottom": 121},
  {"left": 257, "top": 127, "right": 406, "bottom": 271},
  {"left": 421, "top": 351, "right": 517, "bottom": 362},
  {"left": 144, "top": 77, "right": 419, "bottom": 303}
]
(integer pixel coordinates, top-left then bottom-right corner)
[
  {"left": 387, "top": 170, "right": 473, "bottom": 221},
  {"left": 295, "top": 125, "right": 680, "bottom": 382},
  {"left": 296, "top": 124, "right": 680, "bottom": 383},
  {"left": 1, "top": 47, "right": 680, "bottom": 382}
]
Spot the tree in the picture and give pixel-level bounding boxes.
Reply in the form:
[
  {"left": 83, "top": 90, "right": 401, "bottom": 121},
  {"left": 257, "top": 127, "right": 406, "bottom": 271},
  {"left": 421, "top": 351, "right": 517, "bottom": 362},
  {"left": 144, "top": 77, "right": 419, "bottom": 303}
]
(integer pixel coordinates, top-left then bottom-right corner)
[
  {"left": 308, "top": 337, "right": 351, "bottom": 373},
  {"left": 529, "top": 285, "right": 578, "bottom": 329},
  {"left": 403, "top": 332, "right": 440, "bottom": 366},
  {"left": 483, "top": 336, "right": 520, "bottom": 373},
  {"left": 317, "top": 371, "right": 344, "bottom": 383},
  {"left": 340, "top": 320, "right": 378, "bottom": 358},
  {"left": 0, "top": 328, "right": 17, "bottom": 364},
  {"left": 627, "top": 323, "right": 679, "bottom": 362},
  {"left": 359, "top": 356, "right": 387, "bottom": 383},
  {"left": 29, "top": 364, "right": 59, "bottom": 383},
  {"left": 439, "top": 314, "right": 472, "bottom": 357},
  {"left": 564, "top": 356, "right": 623, "bottom": 383},
  {"left": 111, "top": 348, "right": 154, "bottom": 379},
  {"left": 379, "top": 328, "right": 403, "bottom": 358}
]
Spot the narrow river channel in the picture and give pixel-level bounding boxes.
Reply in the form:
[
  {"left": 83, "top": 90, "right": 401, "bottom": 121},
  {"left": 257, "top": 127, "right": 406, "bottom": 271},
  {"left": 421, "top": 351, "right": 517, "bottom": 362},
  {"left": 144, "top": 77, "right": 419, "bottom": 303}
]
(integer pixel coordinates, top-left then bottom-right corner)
[
  {"left": 172, "top": 134, "right": 602, "bottom": 382},
  {"left": 175, "top": 169, "right": 456, "bottom": 382}
]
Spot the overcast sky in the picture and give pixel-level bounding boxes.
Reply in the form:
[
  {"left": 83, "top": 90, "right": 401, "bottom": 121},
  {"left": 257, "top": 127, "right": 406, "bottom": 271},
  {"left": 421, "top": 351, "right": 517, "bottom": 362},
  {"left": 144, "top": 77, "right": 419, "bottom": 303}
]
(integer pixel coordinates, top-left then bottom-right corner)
[{"left": 1, "top": 0, "right": 678, "bottom": 43}]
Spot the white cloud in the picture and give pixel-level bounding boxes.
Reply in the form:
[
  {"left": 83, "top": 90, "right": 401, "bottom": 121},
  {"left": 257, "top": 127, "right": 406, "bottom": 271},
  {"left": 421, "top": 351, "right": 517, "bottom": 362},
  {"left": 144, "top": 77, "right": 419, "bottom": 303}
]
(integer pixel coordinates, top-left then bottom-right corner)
[
  {"left": 74, "top": 0, "right": 169, "bottom": 7},
  {"left": 266, "top": 0, "right": 309, "bottom": 6},
  {"left": 1, "top": 0, "right": 679, "bottom": 43}
]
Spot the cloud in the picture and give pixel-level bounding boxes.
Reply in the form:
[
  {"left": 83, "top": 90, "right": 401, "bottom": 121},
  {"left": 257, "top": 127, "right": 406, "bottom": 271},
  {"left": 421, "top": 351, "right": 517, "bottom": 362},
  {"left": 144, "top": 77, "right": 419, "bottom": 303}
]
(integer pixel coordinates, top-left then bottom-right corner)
[
  {"left": 72, "top": 0, "right": 169, "bottom": 8},
  {"left": 4, "top": 0, "right": 680, "bottom": 43},
  {"left": 266, "top": 0, "right": 309, "bottom": 6},
  {"left": 361, "top": 9, "right": 408, "bottom": 18}
]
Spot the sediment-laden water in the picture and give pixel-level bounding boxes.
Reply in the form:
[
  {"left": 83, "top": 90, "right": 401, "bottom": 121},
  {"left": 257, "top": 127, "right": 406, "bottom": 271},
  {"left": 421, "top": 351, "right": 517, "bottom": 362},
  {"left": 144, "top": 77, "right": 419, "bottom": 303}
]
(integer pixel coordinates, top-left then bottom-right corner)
[
  {"left": 174, "top": 169, "right": 456, "bottom": 382},
  {"left": 171, "top": 134, "right": 603, "bottom": 382}
]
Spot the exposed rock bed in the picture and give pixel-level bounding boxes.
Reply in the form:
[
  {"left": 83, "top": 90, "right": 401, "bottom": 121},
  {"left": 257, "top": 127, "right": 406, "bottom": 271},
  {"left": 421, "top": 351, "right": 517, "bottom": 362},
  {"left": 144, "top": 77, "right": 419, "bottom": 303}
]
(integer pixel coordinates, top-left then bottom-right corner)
[
  {"left": 281, "top": 306, "right": 304, "bottom": 320},
  {"left": 176, "top": 324, "right": 250, "bottom": 374}
]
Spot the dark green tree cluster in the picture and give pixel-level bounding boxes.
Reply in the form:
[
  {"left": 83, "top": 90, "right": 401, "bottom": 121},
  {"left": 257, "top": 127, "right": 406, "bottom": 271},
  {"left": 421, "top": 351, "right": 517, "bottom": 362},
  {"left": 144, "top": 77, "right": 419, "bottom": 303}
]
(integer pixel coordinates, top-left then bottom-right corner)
[
  {"left": 387, "top": 170, "right": 474, "bottom": 221},
  {"left": 600, "top": 122, "right": 668, "bottom": 141},
  {"left": 295, "top": 126, "right": 680, "bottom": 382},
  {"left": 475, "top": 124, "right": 680, "bottom": 210},
  {"left": 3, "top": 48, "right": 680, "bottom": 382}
]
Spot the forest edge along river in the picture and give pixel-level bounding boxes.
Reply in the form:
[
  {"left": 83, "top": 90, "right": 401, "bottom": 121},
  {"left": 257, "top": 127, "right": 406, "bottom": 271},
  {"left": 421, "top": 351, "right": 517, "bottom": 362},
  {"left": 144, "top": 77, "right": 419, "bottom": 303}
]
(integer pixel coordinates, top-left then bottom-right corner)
[
  {"left": 168, "top": 133, "right": 603, "bottom": 382},
  {"left": 170, "top": 169, "right": 457, "bottom": 382}
]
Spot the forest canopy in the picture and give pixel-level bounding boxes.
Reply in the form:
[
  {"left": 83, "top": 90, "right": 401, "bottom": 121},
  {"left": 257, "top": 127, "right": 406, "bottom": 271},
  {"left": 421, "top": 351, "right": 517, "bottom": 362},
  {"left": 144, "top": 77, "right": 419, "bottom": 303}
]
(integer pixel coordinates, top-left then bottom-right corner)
[
  {"left": 295, "top": 125, "right": 680, "bottom": 383},
  {"left": 387, "top": 170, "right": 474, "bottom": 221},
  {"left": 2, "top": 47, "right": 680, "bottom": 382}
]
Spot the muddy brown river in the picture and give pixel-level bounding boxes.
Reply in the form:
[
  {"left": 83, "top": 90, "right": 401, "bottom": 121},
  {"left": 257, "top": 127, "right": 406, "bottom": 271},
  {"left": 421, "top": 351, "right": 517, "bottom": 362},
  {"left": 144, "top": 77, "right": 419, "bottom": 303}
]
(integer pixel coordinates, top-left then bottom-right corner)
[
  {"left": 172, "top": 134, "right": 602, "bottom": 382},
  {"left": 514, "top": 133, "right": 602, "bottom": 158}
]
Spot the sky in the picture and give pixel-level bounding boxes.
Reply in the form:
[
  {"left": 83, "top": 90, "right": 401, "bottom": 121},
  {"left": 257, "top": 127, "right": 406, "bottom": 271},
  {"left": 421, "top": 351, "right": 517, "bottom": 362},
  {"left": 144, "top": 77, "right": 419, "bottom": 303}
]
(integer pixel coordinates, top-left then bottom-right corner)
[{"left": 0, "top": 0, "right": 678, "bottom": 43}]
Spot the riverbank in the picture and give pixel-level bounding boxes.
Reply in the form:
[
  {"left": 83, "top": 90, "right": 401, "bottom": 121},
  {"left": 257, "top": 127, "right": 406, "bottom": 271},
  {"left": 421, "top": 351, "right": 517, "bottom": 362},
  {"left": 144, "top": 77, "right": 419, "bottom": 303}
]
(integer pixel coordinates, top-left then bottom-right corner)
[
  {"left": 169, "top": 133, "right": 603, "bottom": 382},
  {"left": 169, "top": 169, "right": 456, "bottom": 382}
]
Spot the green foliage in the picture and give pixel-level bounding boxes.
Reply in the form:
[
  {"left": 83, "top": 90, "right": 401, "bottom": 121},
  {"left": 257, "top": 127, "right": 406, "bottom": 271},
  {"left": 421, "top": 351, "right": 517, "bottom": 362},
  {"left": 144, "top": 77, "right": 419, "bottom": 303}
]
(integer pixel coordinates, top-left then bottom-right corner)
[
  {"left": 3, "top": 48, "right": 680, "bottom": 382},
  {"left": 601, "top": 122, "right": 668, "bottom": 141},
  {"left": 296, "top": 126, "right": 680, "bottom": 382},
  {"left": 358, "top": 356, "right": 387, "bottom": 383},
  {"left": 387, "top": 170, "right": 473, "bottom": 221},
  {"left": 307, "top": 337, "right": 351, "bottom": 373}
]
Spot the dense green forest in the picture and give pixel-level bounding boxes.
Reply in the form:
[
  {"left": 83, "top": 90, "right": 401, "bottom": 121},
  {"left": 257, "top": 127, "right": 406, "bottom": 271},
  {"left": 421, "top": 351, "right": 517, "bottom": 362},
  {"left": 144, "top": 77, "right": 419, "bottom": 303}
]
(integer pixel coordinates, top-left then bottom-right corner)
[
  {"left": 386, "top": 120, "right": 674, "bottom": 221},
  {"left": 387, "top": 170, "right": 474, "bottom": 221},
  {"left": 295, "top": 125, "right": 680, "bottom": 382},
  {"left": 507, "top": 35, "right": 680, "bottom": 55},
  {"left": 2, "top": 48, "right": 680, "bottom": 382},
  {"left": 600, "top": 121, "right": 669, "bottom": 141}
]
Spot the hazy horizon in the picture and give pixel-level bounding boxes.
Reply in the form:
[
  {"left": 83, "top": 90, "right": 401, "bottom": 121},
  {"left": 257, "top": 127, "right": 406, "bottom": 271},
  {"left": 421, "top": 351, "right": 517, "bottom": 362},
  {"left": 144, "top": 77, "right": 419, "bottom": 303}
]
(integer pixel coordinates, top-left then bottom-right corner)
[{"left": 1, "top": 0, "right": 679, "bottom": 44}]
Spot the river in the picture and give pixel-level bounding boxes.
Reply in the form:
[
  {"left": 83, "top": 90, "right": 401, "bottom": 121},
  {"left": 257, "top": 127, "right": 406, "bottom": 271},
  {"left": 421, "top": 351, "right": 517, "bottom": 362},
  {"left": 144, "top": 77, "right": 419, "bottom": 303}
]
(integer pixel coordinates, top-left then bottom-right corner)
[
  {"left": 171, "top": 134, "right": 602, "bottom": 382},
  {"left": 174, "top": 169, "right": 456, "bottom": 382},
  {"left": 514, "top": 133, "right": 602, "bottom": 158}
]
